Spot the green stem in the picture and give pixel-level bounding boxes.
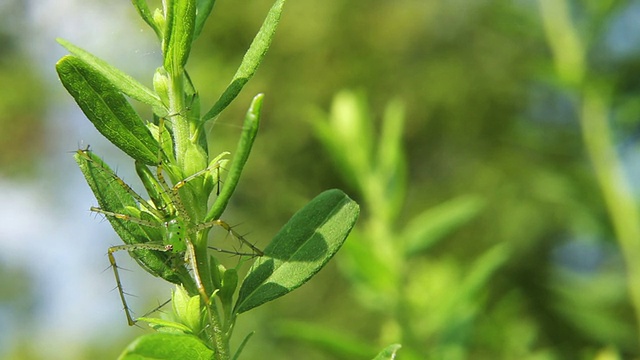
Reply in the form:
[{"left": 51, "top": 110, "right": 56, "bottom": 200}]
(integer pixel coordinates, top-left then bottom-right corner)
[
  {"left": 579, "top": 87, "right": 640, "bottom": 341},
  {"left": 538, "top": 0, "right": 640, "bottom": 342},
  {"left": 537, "top": 0, "right": 585, "bottom": 87},
  {"left": 188, "top": 232, "right": 228, "bottom": 358},
  {"left": 162, "top": 37, "right": 229, "bottom": 355},
  {"left": 208, "top": 299, "right": 230, "bottom": 360},
  {"left": 167, "top": 72, "right": 190, "bottom": 165}
]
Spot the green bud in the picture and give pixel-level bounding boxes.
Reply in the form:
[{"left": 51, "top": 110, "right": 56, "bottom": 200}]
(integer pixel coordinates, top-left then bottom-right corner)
[
  {"left": 153, "top": 68, "right": 170, "bottom": 109},
  {"left": 153, "top": 8, "right": 166, "bottom": 36}
]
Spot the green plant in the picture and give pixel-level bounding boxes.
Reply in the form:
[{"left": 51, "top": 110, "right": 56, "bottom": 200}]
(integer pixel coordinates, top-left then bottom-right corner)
[
  {"left": 272, "top": 90, "right": 507, "bottom": 359},
  {"left": 55, "top": 1, "right": 359, "bottom": 359}
]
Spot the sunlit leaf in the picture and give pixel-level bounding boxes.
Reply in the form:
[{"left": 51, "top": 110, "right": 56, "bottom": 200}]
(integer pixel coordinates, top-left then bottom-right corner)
[
  {"left": 119, "top": 333, "right": 213, "bottom": 360},
  {"left": 372, "top": 344, "right": 402, "bottom": 360},
  {"left": 57, "top": 56, "right": 161, "bottom": 165},
  {"left": 235, "top": 189, "right": 359, "bottom": 313},
  {"left": 57, "top": 39, "right": 166, "bottom": 113}
]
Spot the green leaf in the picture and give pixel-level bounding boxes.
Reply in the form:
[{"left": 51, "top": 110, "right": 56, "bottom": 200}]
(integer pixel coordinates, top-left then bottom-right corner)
[
  {"left": 119, "top": 333, "right": 213, "bottom": 360},
  {"left": 372, "top": 344, "right": 402, "bottom": 360},
  {"left": 231, "top": 332, "right": 254, "bottom": 360},
  {"left": 131, "top": 0, "right": 162, "bottom": 40},
  {"left": 428, "top": 245, "right": 509, "bottom": 335},
  {"left": 57, "top": 56, "right": 161, "bottom": 165},
  {"left": 219, "top": 268, "right": 238, "bottom": 307},
  {"left": 377, "top": 99, "right": 405, "bottom": 179},
  {"left": 276, "top": 321, "right": 376, "bottom": 358},
  {"left": 57, "top": 39, "right": 166, "bottom": 114},
  {"left": 74, "top": 149, "right": 190, "bottom": 285},
  {"left": 234, "top": 189, "right": 359, "bottom": 313},
  {"left": 164, "top": 0, "right": 196, "bottom": 76},
  {"left": 136, "top": 317, "right": 192, "bottom": 335},
  {"left": 205, "top": 94, "right": 262, "bottom": 222},
  {"left": 194, "top": 0, "right": 216, "bottom": 39},
  {"left": 172, "top": 286, "right": 202, "bottom": 335},
  {"left": 457, "top": 244, "right": 509, "bottom": 306},
  {"left": 340, "top": 230, "right": 396, "bottom": 308},
  {"left": 312, "top": 90, "right": 374, "bottom": 192},
  {"left": 376, "top": 98, "right": 407, "bottom": 220},
  {"left": 202, "top": 0, "right": 285, "bottom": 122},
  {"left": 403, "top": 195, "right": 485, "bottom": 256}
]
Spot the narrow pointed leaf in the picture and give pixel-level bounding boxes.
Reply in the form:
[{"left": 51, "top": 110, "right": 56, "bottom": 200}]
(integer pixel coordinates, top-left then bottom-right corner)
[
  {"left": 235, "top": 189, "right": 359, "bottom": 313},
  {"left": 194, "top": 0, "right": 216, "bottom": 39},
  {"left": 403, "top": 195, "right": 485, "bottom": 256},
  {"left": 57, "top": 38, "right": 166, "bottom": 113},
  {"left": 232, "top": 332, "right": 254, "bottom": 360},
  {"left": 205, "top": 94, "right": 262, "bottom": 222},
  {"left": 202, "top": 0, "right": 285, "bottom": 121},
  {"left": 377, "top": 98, "right": 407, "bottom": 220},
  {"left": 57, "top": 55, "right": 161, "bottom": 165},
  {"left": 132, "top": 0, "right": 163, "bottom": 39},
  {"left": 277, "top": 321, "right": 376, "bottom": 358}
]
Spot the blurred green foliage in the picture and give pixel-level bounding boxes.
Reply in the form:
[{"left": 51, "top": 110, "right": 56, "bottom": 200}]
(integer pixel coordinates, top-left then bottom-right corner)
[
  {"left": 202, "top": 0, "right": 640, "bottom": 359},
  {"left": 4, "top": 0, "right": 640, "bottom": 358},
  {"left": 0, "top": 1, "right": 46, "bottom": 177}
]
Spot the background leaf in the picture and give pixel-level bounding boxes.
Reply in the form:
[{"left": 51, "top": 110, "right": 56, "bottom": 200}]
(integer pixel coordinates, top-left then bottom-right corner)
[
  {"left": 276, "top": 321, "right": 376, "bottom": 358},
  {"left": 403, "top": 195, "right": 485, "bottom": 256}
]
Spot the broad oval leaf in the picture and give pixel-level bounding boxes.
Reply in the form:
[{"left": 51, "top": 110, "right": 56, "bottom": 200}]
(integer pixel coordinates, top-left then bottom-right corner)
[
  {"left": 119, "top": 333, "right": 213, "bottom": 360},
  {"left": 234, "top": 189, "right": 359, "bottom": 314},
  {"left": 58, "top": 56, "right": 161, "bottom": 165}
]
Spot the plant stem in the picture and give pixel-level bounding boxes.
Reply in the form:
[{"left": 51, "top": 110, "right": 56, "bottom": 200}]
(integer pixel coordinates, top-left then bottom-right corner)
[
  {"left": 207, "top": 298, "right": 230, "bottom": 360},
  {"left": 539, "top": 0, "right": 640, "bottom": 343},
  {"left": 580, "top": 87, "right": 640, "bottom": 341},
  {"left": 163, "top": 41, "right": 232, "bottom": 355},
  {"left": 167, "top": 72, "right": 189, "bottom": 166}
]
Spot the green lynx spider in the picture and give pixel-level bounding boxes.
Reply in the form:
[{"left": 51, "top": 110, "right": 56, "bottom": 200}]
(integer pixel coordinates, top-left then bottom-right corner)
[{"left": 76, "top": 118, "right": 262, "bottom": 326}]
